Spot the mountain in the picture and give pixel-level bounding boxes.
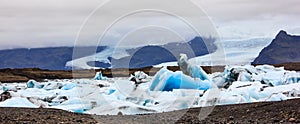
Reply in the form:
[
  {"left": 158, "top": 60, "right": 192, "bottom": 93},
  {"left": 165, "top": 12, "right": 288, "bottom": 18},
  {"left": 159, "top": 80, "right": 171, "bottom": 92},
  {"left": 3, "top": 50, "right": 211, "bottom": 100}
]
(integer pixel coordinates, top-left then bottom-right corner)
[
  {"left": 252, "top": 30, "right": 300, "bottom": 65},
  {"left": 0, "top": 47, "right": 106, "bottom": 70},
  {"left": 85, "top": 36, "right": 217, "bottom": 69},
  {"left": 0, "top": 36, "right": 216, "bottom": 70}
]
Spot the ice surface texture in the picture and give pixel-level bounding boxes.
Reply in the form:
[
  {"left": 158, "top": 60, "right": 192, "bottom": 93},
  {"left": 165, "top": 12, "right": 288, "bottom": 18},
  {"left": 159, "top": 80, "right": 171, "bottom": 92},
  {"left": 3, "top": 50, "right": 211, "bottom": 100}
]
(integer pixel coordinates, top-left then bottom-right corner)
[{"left": 0, "top": 65, "right": 300, "bottom": 115}]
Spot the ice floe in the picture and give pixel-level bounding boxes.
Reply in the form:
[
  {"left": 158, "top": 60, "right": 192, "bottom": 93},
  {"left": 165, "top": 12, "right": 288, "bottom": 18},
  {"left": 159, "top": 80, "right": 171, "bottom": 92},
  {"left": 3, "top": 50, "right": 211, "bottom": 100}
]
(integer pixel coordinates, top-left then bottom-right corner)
[{"left": 0, "top": 64, "right": 300, "bottom": 115}]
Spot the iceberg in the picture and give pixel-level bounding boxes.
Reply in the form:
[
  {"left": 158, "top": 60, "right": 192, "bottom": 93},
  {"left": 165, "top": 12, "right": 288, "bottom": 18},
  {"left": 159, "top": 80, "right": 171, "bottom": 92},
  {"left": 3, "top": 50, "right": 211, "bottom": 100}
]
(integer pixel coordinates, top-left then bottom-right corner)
[
  {"left": 27, "top": 80, "right": 44, "bottom": 89},
  {"left": 0, "top": 97, "right": 38, "bottom": 108},
  {"left": 61, "top": 83, "right": 76, "bottom": 90},
  {"left": 129, "top": 71, "right": 149, "bottom": 84},
  {"left": 150, "top": 67, "right": 211, "bottom": 91},
  {"left": 1, "top": 63, "right": 300, "bottom": 116},
  {"left": 2, "top": 85, "right": 17, "bottom": 92},
  {"left": 43, "top": 82, "right": 63, "bottom": 90},
  {"left": 220, "top": 65, "right": 300, "bottom": 88},
  {"left": 178, "top": 54, "right": 209, "bottom": 80},
  {"left": 94, "top": 71, "right": 107, "bottom": 80}
]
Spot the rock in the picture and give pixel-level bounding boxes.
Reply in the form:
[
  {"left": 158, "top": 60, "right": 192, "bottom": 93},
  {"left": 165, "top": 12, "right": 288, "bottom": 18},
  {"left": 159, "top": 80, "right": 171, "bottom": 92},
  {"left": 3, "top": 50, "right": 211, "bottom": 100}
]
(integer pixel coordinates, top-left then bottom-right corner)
[
  {"left": 273, "top": 119, "right": 280, "bottom": 123},
  {"left": 117, "top": 112, "right": 123, "bottom": 115},
  {"left": 98, "top": 84, "right": 105, "bottom": 88},
  {"left": 76, "top": 119, "right": 83, "bottom": 123},
  {"left": 289, "top": 118, "right": 296, "bottom": 122},
  {"left": 0, "top": 91, "right": 12, "bottom": 102}
]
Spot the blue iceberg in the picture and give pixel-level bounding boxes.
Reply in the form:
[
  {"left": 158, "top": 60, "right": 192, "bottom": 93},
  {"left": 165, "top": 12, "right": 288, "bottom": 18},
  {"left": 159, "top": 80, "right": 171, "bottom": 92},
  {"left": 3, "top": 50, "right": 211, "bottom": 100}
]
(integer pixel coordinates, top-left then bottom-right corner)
[
  {"left": 150, "top": 67, "right": 211, "bottom": 91},
  {"left": 26, "top": 80, "right": 44, "bottom": 89},
  {"left": 61, "top": 83, "right": 76, "bottom": 90},
  {"left": 94, "top": 71, "right": 107, "bottom": 80}
]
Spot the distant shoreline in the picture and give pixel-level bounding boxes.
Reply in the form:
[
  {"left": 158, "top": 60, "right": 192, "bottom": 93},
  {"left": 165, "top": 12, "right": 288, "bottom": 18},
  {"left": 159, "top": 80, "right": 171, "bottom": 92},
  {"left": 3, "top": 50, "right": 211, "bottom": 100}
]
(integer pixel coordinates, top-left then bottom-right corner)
[{"left": 1, "top": 62, "right": 300, "bottom": 83}]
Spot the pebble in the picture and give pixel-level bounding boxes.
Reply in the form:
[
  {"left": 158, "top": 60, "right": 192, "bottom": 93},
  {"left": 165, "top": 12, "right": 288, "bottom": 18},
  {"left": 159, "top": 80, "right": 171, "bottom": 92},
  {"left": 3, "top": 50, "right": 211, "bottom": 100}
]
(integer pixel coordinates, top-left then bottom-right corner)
[
  {"left": 289, "top": 118, "right": 296, "bottom": 122},
  {"left": 273, "top": 119, "right": 280, "bottom": 123},
  {"left": 117, "top": 112, "right": 123, "bottom": 115},
  {"left": 76, "top": 119, "right": 83, "bottom": 123}
]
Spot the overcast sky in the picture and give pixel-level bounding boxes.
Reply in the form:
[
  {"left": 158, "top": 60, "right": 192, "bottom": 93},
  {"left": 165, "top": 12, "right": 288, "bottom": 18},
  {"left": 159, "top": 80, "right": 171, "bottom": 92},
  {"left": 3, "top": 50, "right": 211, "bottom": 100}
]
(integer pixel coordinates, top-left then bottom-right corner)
[{"left": 0, "top": 0, "right": 300, "bottom": 49}]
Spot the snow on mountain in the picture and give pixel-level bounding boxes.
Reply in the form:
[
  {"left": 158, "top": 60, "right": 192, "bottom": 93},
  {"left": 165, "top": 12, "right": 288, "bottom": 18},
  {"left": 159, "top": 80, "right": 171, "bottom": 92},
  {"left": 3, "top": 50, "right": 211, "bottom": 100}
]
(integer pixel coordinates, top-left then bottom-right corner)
[{"left": 66, "top": 47, "right": 130, "bottom": 69}]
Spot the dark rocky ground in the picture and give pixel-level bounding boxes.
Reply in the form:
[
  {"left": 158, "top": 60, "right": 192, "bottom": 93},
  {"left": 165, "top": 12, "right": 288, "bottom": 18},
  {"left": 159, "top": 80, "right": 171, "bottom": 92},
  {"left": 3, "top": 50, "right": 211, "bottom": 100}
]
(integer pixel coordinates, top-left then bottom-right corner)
[
  {"left": 1, "top": 62, "right": 300, "bottom": 83},
  {"left": 0, "top": 66, "right": 225, "bottom": 83},
  {"left": 1, "top": 98, "right": 299, "bottom": 124},
  {"left": 0, "top": 107, "right": 97, "bottom": 124}
]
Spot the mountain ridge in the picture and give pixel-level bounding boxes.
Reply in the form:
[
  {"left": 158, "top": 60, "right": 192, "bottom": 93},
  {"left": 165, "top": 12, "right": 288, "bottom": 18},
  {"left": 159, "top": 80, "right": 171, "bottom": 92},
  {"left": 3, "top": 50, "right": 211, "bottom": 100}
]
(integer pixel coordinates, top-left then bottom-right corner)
[
  {"left": 88, "top": 36, "right": 217, "bottom": 69},
  {"left": 252, "top": 30, "right": 300, "bottom": 65},
  {"left": 0, "top": 36, "right": 216, "bottom": 70},
  {"left": 0, "top": 46, "right": 106, "bottom": 70}
]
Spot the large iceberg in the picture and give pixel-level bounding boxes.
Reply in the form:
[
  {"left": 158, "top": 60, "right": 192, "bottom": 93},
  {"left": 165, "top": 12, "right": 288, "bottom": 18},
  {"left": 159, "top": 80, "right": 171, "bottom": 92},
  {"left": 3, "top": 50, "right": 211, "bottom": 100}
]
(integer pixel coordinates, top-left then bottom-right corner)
[
  {"left": 150, "top": 67, "right": 211, "bottom": 91},
  {"left": 148, "top": 53, "right": 213, "bottom": 91}
]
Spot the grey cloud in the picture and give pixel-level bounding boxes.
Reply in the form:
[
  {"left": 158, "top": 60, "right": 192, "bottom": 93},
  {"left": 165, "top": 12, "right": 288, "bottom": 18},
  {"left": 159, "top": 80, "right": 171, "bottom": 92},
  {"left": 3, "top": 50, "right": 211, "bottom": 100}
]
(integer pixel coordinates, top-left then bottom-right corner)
[
  {"left": 0, "top": 0, "right": 299, "bottom": 49},
  {"left": 197, "top": 0, "right": 300, "bottom": 20}
]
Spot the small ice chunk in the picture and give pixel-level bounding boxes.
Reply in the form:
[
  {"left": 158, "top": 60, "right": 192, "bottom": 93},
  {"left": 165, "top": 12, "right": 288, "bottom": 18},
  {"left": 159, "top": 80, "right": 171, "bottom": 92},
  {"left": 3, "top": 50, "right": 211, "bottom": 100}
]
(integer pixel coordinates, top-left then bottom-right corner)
[
  {"left": 129, "top": 71, "right": 149, "bottom": 84},
  {"left": 178, "top": 53, "right": 209, "bottom": 80},
  {"left": 0, "top": 97, "right": 38, "bottom": 108},
  {"left": 27, "top": 80, "right": 43, "bottom": 89},
  {"left": 43, "top": 82, "right": 63, "bottom": 90},
  {"left": 61, "top": 83, "right": 76, "bottom": 90},
  {"left": 94, "top": 71, "right": 107, "bottom": 80}
]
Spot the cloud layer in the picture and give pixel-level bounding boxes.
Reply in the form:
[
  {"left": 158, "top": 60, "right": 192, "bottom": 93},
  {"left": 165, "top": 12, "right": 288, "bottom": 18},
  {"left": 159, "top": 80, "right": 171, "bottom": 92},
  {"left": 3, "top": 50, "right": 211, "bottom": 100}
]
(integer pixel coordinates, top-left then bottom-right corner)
[{"left": 0, "top": 0, "right": 299, "bottom": 49}]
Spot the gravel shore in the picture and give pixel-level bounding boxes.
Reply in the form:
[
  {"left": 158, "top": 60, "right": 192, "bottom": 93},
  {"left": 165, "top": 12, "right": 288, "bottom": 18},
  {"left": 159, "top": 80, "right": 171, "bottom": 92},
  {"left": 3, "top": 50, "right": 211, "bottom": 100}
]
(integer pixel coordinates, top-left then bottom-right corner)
[{"left": 1, "top": 98, "right": 299, "bottom": 123}]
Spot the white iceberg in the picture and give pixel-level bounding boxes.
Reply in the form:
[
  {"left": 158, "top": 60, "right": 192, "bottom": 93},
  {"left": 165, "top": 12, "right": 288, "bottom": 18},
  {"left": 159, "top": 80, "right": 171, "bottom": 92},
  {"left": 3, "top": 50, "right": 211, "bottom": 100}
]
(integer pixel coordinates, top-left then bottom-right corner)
[
  {"left": 0, "top": 97, "right": 38, "bottom": 108},
  {"left": 129, "top": 71, "right": 149, "bottom": 84}
]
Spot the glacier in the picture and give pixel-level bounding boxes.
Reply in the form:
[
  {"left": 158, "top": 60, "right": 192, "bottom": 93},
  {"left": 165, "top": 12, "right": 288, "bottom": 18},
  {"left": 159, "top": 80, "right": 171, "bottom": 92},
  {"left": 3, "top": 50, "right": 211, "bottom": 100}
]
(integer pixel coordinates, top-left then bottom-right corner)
[
  {"left": 155, "top": 38, "right": 271, "bottom": 67},
  {"left": 0, "top": 64, "right": 300, "bottom": 115}
]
